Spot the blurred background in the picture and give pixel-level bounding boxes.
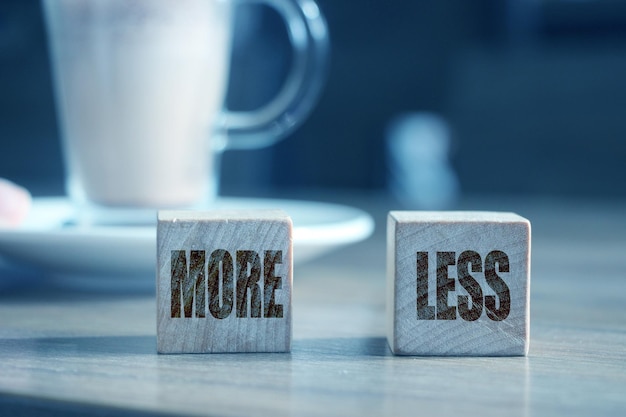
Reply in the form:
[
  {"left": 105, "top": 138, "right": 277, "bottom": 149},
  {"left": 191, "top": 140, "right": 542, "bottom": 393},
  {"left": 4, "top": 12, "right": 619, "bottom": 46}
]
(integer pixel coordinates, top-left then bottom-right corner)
[{"left": 1, "top": 0, "right": 626, "bottom": 203}]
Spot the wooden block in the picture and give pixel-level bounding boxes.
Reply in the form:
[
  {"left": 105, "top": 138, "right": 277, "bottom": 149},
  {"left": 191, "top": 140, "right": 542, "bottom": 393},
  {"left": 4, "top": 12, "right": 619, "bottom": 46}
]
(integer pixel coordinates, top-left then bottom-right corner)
[
  {"left": 157, "top": 210, "right": 292, "bottom": 353},
  {"left": 387, "top": 211, "right": 530, "bottom": 356}
]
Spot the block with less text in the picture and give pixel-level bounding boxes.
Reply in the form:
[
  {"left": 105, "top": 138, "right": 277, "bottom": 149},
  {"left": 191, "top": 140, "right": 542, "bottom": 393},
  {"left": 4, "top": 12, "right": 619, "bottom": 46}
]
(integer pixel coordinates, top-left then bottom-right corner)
[
  {"left": 387, "top": 211, "right": 531, "bottom": 356},
  {"left": 157, "top": 210, "right": 292, "bottom": 353}
]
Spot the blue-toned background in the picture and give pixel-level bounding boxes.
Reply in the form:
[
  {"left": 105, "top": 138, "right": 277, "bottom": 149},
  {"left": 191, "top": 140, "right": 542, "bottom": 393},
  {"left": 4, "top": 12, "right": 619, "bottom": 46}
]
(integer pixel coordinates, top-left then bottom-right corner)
[{"left": 1, "top": 0, "right": 625, "bottom": 200}]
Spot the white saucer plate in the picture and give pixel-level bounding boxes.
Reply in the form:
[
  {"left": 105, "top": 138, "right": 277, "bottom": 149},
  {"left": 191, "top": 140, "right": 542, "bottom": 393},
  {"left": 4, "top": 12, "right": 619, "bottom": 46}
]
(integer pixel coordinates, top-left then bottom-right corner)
[{"left": 0, "top": 197, "right": 374, "bottom": 288}]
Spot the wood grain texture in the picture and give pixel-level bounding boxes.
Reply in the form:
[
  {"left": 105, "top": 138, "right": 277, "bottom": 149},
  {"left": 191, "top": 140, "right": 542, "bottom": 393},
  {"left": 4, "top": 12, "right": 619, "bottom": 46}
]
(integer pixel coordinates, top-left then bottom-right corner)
[
  {"left": 0, "top": 194, "right": 625, "bottom": 417},
  {"left": 157, "top": 210, "right": 292, "bottom": 353},
  {"left": 387, "top": 211, "right": 530, "bottom": 356}
]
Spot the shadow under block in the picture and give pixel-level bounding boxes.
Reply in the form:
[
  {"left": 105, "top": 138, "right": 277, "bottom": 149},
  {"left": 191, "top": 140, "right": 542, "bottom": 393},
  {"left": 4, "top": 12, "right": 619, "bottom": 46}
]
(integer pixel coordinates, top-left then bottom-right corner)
[
  {"left": 157, "top": 210, "right": 293, "bottom": 353},
  {"left": 387, "top": 211, "right": 531, "bottom": 356}
]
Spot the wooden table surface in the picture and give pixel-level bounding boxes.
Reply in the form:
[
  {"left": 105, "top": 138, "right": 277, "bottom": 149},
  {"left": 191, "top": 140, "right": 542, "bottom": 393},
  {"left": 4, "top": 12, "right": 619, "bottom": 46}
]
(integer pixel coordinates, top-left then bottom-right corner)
[{"left": 0, "top": 193, "right": 625, "bottom": 416}]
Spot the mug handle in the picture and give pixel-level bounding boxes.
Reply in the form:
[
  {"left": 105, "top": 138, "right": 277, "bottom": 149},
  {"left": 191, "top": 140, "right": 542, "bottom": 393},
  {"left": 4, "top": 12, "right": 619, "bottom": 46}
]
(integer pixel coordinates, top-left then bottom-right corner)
[{"left": 215, "top": 0, "right": 329, "bottom": 150}]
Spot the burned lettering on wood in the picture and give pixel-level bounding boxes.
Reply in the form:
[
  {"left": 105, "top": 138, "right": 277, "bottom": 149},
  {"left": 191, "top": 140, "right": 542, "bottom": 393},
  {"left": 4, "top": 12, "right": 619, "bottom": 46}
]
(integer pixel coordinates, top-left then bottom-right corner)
[
  {"left": 387, "top": 211, "right": 531, "bottom": 356},
  {"left": 416, "top": 250, "right": 511, "bottom": 322},
  {"left": 170, "top": 249, "right": 284, "bottom": 319},
  {"left": 157, "top": 210, "right": 292, "bottom": 353},
  {"left": 208, "top": 249, "right": 234, "bottom": 320}
]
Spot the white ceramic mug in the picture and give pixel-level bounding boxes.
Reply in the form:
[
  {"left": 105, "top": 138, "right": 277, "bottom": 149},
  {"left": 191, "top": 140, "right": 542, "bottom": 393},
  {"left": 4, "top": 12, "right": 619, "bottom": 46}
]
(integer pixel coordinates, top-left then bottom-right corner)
[{"left": 42, "top": 0, "right": 327, "bottom": 223}]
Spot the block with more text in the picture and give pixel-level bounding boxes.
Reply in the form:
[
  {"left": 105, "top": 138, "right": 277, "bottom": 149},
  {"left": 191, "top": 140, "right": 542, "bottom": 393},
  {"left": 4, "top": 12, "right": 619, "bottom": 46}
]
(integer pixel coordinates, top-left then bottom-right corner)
[
  {"left": 387, "top": 211, "right": 531, "bottom": 356},
  {"left": 157, "top": 210, "right": 292, "bottom": 353}
]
